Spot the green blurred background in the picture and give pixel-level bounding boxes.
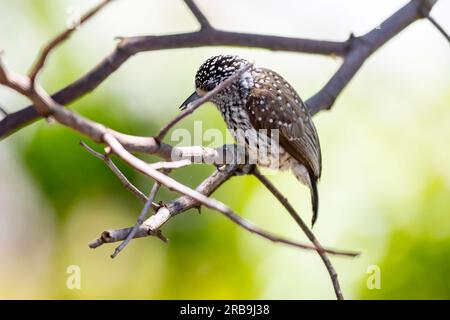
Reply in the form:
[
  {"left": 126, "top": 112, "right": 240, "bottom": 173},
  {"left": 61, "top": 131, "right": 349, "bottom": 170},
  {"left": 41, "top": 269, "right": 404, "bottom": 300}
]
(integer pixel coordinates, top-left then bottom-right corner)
[{"left": 0, "top": 0, "right": 449, "bottom": 299}]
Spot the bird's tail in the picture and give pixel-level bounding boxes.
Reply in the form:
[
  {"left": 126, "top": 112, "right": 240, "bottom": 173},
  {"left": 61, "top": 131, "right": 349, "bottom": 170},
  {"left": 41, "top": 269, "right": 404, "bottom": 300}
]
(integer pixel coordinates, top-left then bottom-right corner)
[
  {"left": 310, "top": 174, "right": 319, "bottom": 227},
  {"left": 291, "top": 163, "right": 320, "bottom": 227}
]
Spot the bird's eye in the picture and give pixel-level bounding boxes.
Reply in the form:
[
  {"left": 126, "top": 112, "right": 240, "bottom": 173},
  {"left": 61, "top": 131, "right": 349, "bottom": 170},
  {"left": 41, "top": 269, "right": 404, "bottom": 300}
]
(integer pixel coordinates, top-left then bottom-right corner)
[{"left": 205, "top": 82, "right": 215, "bottom": 91}]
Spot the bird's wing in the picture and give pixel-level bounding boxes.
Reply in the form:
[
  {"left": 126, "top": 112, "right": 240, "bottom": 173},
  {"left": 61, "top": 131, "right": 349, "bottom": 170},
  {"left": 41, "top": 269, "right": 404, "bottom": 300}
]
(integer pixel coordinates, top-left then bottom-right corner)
[{"left": 245, "top": 69, "right": 321, "bottom": 178}]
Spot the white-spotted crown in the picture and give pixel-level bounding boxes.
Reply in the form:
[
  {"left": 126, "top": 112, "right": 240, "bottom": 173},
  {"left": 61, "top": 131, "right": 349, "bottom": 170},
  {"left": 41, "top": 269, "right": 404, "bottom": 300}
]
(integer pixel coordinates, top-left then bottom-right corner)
[{"left": 195, "top": 55, "right": 248, "bottom": 92}]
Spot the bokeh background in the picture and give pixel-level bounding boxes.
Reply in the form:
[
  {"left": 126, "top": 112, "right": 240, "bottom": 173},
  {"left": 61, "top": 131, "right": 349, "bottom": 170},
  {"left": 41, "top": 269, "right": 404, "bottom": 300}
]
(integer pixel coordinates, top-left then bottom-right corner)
[{"left": 0, "top": 0, "right": 449, "bottom": 299}]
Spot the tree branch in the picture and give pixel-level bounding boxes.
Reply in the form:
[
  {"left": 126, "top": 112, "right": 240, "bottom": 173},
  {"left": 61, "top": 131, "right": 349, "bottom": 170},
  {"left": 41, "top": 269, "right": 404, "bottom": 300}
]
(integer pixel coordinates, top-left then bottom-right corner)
[
  {"left": 89, "top": 162, "right": 359, "bottom": 258},
  {"left": 29, "top": 0, "right": 114, "bottom": 82},
  {"left": 424, "top": 15, "right": 450, "bottom": 45},
  {"left": 0, "top": 0, "right": 442, "bottom": 300},
  {"left": 80, "top": 140, "right": 155, "bottom": 205},
  {"left": 0, "top": 104, "right": 8, "bottom": 117},
  {"left": 253, "top": 168, "right": 347, "bottom": 299},
  {"left": 111, "top": 181, "right": 163, "bottom": 259},
  {"left": 87, "top": 167, "right": 234, "bottom": 248},
  {"left": 184, "top": 0, "right": 212, "bottom": 30},
  {"left": 0, "top": 0, "right": 438, "bottom": 138}
]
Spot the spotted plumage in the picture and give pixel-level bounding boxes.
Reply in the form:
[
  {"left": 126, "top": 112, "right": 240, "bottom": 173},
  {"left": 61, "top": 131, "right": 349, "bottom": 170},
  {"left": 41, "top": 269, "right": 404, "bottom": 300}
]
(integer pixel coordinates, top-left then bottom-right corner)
[{"left": 182, "top": 55, "right": 322, "bottom": 225}]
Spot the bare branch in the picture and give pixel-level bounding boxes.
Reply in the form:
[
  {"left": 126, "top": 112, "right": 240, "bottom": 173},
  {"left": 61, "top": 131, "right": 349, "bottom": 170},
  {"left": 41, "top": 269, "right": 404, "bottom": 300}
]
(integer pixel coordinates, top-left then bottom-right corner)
[
  {"left": 171, "top": 144, "right": 243, "bottom": 165},
  {"left": 0, "top": 104, "right": 7, "bottom": 117},
  {"left": 418, "top": 0, "right": 448, "bottom": 43},
  {"left": 119, "top": 31, "right": 346, "bottom": 56},
  {"left": 156, "top": 63, "right": 252, "bottom": 141},
  {"left": 88, "top": 167, "right": 236, "bottom": 249},
  {"left": 104, "top": 133, "right": 238, "bottom": 217},
  {"left": 1, "top": 57, "right": 175, "bottom": 158},
  {"left": 99, "top": 135, "right": 358, "bottom": 257},
  {"left": 1, "top": 0, "right": 439, "bottom": 138},
  {"left": 253, "top": 168, "right": 351, "bottom": 300},
  {"left": 425, "top": 15, "right": 450, "bottom": 44},
  {"left": 0, "top": 38, "right": 346, "bottom": 139},
  {"left": 28, "top": 0, "right": 114, "bottom": 82},
  {"left": 184, "top": 0, "right": 212, "bottom": 30},
  {"left": 149, "top": 159, "right": 192, "bottom": 171},
  {"left": 80, "top": 140, "right": 156, "bottom": 205},
  {"left": 4, "top": 49, "right": 360, "bottom": 295},
  {"left": 89, "top": 165, "right": 358, "bottom": 257},
  {"left": 0, "top": 0, "right": 443, "bottom": 300},
  {"left": 306, "top": 0, "right": 439, "bottom": 114},
  {"left": 111, "top": 182, "right": 162, "bottom": 258},
  {"left": 5, "top": 55, "right": 353, "bottom": 263}
]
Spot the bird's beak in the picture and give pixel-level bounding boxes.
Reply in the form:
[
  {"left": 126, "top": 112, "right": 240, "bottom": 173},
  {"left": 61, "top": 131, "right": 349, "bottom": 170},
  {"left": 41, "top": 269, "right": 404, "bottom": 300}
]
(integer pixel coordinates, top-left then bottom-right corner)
[{"left": 179, "top": 91, "right": 201, "bottom": 111}]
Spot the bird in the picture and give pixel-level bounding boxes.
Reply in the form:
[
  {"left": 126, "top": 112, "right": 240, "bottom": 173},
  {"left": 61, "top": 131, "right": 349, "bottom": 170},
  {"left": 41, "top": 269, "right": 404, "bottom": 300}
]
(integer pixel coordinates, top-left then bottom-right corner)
[{"left": 180, "top": 55, "right": 322, "bottom": 226}]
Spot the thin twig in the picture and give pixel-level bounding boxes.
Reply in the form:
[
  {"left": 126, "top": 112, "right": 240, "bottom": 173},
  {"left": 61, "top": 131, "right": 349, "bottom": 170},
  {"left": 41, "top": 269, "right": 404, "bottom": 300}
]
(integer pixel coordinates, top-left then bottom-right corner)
[
  {"left": 253, "top": 168, "right": 346, "bottom": 300},
  {"left": 156, "top": 63, "right": 252, "bottom": 141},
  {"left": 111, "top": 182, "right": 162, "bottom": 258},
  {"left": 88, "top": 163, "right": 360, "bottom": 256},
  {"left": 28, "top": 0, "right": 114, "bottom": 82},
  {"left": 79, "top": 141, "right": 157, "bottom": 205},
  {"left": 426, "top": 15, "right": 450, "bottom": 44},
  {"left": 0, "top": 0, "right": 441, "bottom": 300},
  {"left": 184, "top": 0, "right": 212, "bottom": 30},
  {"left": 0, "top": 35, "right": 347, "bottom": 138}
]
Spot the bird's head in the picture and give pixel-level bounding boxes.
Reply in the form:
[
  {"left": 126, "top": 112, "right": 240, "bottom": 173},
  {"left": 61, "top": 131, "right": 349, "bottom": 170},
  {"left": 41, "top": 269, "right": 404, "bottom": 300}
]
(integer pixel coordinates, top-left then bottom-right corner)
[{"left": 180, "top": 55, "right": 249, "bottom": 110}]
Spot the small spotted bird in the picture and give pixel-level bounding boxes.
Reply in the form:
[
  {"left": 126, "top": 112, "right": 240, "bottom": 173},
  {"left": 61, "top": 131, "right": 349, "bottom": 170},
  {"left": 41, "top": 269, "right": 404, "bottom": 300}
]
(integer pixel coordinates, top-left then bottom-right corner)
[{"left": 181, "top": 55, "right": 322, "bottom": 226}]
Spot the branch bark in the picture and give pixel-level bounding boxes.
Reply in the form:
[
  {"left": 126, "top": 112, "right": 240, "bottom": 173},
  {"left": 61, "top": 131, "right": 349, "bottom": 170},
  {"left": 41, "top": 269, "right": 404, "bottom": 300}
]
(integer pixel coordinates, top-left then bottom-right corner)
[{"left": 305, "top": 0, "right": 438, "bottom": 114}]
